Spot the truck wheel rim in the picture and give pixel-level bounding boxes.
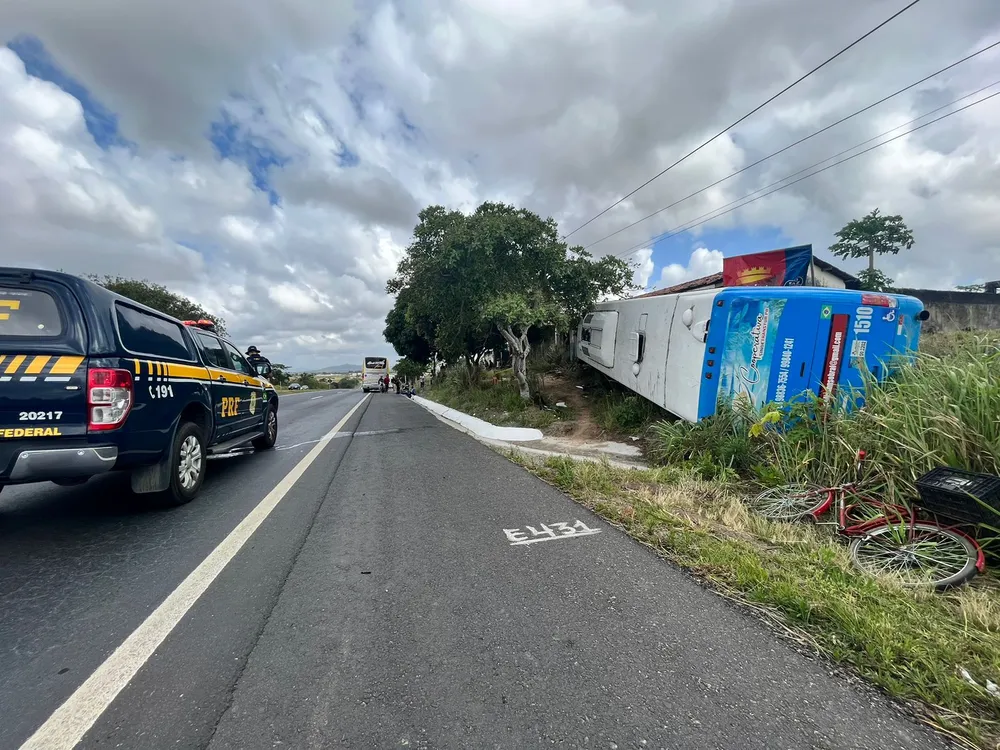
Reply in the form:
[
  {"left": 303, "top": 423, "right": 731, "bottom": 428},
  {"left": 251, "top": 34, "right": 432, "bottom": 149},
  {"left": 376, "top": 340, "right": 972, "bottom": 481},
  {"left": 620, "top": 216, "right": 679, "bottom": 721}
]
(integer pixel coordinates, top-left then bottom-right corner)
[
  {"left": 267, "top": 411, "right": 277, "bottom": 440},
  {"left": 178, "top": 435, "right": 203, "bottom": 490}
]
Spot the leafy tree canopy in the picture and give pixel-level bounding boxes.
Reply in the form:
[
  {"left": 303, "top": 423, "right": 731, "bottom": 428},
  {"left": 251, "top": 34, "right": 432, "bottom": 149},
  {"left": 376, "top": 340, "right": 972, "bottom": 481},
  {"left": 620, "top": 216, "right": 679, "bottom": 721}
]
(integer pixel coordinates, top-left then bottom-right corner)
[
  {"left": 89, "top": 275, "right": 228, "bottom": 336},
  {"left": 387, "top": 201, "right": 635, "bottom": 398},
  {"left": 393, "top": 356, "right": 426, "bottom": 382},
  {"left": 829, "top": 208, "right": 914, "bottom": 282}
]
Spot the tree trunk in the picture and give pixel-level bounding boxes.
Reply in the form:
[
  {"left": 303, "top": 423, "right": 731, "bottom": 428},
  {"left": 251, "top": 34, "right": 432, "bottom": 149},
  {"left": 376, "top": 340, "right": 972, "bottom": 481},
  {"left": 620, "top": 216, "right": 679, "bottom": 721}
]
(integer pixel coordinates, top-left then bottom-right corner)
[
  {"left": 868, "top": 248, "right": 875, "bottom": 272},
  {"left": 499, "top": 326, "right": 531, "bottom": 400}
]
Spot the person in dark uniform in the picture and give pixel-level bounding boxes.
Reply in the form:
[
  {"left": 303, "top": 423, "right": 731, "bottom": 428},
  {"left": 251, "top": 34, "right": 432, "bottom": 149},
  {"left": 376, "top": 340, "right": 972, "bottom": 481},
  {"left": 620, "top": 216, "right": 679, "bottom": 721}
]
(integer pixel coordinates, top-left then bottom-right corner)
[{"left": 245, "top": 346, "right": 271, "bottom": 376}]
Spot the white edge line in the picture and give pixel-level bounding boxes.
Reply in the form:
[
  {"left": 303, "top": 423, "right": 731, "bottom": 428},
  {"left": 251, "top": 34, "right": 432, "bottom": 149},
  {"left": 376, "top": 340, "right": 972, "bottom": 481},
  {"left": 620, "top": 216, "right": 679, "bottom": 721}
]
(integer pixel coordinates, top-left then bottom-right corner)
[{"left": 19, "top": 393, "right": 371, "bottom": 750}]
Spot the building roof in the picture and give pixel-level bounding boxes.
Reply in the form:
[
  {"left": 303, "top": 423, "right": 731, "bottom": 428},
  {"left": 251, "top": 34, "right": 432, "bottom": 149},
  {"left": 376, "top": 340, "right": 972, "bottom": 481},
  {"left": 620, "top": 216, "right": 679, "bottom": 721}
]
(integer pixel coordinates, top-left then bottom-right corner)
[
  {"left": 633, "top": 256, "right": 859, "bottom": 299},
  {"left": 634, "top": 273, "right": 722, "bottom": 298}
]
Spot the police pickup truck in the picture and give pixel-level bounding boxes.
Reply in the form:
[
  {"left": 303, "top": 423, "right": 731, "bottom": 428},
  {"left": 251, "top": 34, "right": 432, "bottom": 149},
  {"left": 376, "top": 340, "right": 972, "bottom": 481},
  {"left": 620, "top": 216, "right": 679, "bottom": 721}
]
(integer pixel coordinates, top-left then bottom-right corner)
[{"left": 0, "top": 268, "right": 279, "bottom": 506}]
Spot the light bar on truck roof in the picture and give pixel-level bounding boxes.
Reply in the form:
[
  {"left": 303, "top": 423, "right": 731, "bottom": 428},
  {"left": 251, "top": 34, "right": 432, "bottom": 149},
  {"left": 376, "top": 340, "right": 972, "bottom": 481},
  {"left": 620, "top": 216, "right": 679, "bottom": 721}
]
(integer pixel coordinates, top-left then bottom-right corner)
[{"left": 182, "top": 319, "right": 217, "bottom": 331}]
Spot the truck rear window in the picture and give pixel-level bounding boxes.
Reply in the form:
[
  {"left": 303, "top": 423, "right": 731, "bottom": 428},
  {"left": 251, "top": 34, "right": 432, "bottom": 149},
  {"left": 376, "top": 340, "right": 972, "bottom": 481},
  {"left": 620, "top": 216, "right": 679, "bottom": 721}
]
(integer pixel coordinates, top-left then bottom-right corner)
[
  {"left": 0, "top": 287, "right": 63, "bottom": 337},
  {"left": 115, "top": 303, "right": 194, "bottom": 361}
]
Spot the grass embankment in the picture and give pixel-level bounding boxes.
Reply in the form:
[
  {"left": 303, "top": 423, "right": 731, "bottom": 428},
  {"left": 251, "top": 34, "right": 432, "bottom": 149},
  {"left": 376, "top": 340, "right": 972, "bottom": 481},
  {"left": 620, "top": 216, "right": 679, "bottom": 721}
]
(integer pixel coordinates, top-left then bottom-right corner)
[
  {"left": 423, "top": 346, "right": 669, "bottom": 438},
  {"left": 423, "top": 370, "right": 565, "bottom": 430},
  {"left": 507, "top": 331, "right": 1000, "bottom": 749}
]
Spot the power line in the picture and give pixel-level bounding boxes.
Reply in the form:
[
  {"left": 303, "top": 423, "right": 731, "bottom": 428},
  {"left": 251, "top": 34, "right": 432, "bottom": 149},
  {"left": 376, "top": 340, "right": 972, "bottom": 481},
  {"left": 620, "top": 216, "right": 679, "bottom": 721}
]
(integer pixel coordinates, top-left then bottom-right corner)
[
  {"left": 617, "top": 83, "right": 1000, "bottom": 282},
  {"left": 583, "top": 38, "right": 1000, "bottom": 251},
  {"left": 561, "top": 0, "right": 926, "bottom": 240}
]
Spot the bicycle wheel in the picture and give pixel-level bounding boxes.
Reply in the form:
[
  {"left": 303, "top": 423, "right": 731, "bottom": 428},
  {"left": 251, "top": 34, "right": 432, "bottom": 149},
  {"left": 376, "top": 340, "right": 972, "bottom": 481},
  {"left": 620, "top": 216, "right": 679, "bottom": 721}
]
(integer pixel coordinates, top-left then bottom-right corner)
[
  {"left": 747, "top": 485, "right": 833, "bottom": 522},
  {"left": 849, "top": 521, "right": 981, "bottom": 590}
]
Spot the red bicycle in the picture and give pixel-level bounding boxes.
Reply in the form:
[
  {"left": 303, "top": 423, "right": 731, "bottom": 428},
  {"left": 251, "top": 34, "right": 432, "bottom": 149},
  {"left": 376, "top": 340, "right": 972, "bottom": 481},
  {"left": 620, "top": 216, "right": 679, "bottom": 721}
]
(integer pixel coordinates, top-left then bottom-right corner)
[{"left": 748, "top": 451, "right": 987, "bottom": 590}]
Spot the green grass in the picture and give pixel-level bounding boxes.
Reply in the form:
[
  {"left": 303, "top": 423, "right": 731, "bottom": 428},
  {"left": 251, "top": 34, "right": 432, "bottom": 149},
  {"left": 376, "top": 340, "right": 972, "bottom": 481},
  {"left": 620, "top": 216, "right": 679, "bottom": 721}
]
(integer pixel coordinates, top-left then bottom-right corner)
[
  {"left": 510, "top": 453, "right": 1000, "bottom": 749},
  {"left": 591, "top": 391, "right": 668, "bottom": 435},
  {"left": 423, "top": 371, "right": 571, "bottom": 430}
]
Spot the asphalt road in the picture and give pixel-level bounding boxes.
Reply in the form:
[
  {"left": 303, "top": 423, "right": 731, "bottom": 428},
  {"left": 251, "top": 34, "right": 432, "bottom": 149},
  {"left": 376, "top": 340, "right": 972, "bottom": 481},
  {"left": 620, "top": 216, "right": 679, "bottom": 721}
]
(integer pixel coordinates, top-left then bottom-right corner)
[{"left": 0, "top": 391, "right": 949, "bottom": 750}]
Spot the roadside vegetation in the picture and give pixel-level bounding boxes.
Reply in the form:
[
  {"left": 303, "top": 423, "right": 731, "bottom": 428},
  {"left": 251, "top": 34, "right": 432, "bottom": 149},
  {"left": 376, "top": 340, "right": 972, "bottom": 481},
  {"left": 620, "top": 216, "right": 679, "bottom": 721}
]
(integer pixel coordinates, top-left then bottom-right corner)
[
  {"left": 504, "top": 330, "right": 1000, "bottom": 749},
  {"left": 647, "top": 332, "right": 1000, "bottom": 510},
  {"left": 424, "top": 343, "right": 670, "bottom": 439}
]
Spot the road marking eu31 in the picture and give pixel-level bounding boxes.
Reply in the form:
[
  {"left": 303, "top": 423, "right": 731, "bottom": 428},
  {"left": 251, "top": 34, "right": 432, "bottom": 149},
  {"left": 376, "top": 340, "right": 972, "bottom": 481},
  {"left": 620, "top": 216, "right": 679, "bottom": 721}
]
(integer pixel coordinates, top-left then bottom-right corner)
[{"left": 504, "top": 520, "right": 601, "bottom": 546}]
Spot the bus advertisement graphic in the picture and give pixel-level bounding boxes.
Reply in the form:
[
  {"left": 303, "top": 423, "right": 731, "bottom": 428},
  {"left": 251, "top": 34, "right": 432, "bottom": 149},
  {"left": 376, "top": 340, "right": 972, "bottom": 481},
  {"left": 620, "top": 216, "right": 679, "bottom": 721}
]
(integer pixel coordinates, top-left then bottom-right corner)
[
  {"left": 820, "top": 314, "right": 850, "bottom": 402},
  {"left": 717, "top": 297, "right": 786, "bottom": 410}
]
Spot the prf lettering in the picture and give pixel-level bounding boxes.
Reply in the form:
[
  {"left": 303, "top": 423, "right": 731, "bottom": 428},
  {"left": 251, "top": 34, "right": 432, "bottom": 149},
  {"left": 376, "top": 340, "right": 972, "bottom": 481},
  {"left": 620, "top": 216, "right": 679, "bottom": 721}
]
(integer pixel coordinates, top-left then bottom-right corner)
[
  {"left": 1, "top": 427, "right": 63, "bottom": 438},
  {"left": 221, "top": 397, "right": 241, "bottom": 417}
]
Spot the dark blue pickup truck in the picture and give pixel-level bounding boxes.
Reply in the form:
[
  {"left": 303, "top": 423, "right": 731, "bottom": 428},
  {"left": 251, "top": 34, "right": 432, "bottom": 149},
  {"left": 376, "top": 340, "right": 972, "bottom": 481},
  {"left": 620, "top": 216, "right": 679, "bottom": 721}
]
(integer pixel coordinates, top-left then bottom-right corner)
[{"left": 0, "top": 268, "right": 279, "bottom": 505}]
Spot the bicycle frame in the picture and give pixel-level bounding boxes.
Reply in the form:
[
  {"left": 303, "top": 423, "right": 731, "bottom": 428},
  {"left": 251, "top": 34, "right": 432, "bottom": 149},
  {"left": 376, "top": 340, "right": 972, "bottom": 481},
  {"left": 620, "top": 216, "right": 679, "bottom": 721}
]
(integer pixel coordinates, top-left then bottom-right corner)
[{"left": 809, "top": 450, "right": 917, "bottom": 537}]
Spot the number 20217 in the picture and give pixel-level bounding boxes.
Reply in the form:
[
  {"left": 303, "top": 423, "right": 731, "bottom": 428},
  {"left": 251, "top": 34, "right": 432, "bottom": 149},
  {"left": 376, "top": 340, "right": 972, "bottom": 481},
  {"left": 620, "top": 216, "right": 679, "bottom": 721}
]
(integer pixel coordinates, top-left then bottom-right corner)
[{"left": 20, "top": 411, "right": 63, "bottom": 421}]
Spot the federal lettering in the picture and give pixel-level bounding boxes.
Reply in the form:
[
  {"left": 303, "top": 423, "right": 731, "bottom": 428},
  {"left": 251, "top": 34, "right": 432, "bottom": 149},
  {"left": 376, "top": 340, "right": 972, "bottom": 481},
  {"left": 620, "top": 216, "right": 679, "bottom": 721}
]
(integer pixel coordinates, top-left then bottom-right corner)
[{"left": 0, "top": 426, "right": 61, "bottom": 438}]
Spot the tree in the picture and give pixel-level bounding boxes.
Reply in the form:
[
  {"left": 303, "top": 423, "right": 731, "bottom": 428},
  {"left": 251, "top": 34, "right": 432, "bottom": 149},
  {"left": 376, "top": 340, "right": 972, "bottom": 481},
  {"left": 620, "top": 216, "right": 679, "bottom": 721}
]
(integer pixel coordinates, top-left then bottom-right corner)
[
  {"left": 855, "top": 268, "right": 895, "bottom": 293},
  {"left": 387, "top": 201, "right": 634, "bottom": 400},
  {"left": 296, "top": 372, "right": 323, "bottom": 389},
  {"left": 383, "top": 287, "right": 435, "bottom": 365},
  {"left": 267, "top": 363, "right": 291, "bottom": 387},
  {"left": 89, "top": 275, "right": 227, "bottom": 335},
  {"left": 828, "top": 209, "right": 914, "bottom": 291},
  {"left": 393, "top": 356, "right": 426, "bottom": 383}
]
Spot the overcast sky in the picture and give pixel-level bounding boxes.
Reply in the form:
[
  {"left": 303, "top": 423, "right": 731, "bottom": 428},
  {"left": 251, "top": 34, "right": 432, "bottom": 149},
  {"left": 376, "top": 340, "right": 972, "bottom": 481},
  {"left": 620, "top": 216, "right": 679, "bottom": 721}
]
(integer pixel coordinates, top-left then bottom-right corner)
[{"left": 2, "top": 0, "right": 999, "bottom": 371}]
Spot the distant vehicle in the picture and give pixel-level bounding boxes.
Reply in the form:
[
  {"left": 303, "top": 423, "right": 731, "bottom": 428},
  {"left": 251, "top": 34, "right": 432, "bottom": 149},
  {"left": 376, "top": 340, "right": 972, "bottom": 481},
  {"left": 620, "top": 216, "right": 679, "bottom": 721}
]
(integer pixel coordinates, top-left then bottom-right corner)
[
  {"left": 0, "top": 267, "right": 280, "bottom": 505},
  {"left": 362, "top": 356, "right": 389, "bottom": 393},
  {"left": 578, "top": 286, "right": 927, "bottom": 423},
  {"left": 300, "top": 385, "right": 309, "bottom": 390},
  {"left": 288, "top": 383, "right": 301, "bottom": 390}
]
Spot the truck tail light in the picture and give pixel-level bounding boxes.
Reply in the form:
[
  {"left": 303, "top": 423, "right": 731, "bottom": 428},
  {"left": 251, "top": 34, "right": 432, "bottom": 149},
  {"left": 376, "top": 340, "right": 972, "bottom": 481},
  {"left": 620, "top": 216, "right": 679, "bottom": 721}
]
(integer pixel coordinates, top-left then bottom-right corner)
[{"left": 88, "top": 368, "right": 134, "bottom": 431}]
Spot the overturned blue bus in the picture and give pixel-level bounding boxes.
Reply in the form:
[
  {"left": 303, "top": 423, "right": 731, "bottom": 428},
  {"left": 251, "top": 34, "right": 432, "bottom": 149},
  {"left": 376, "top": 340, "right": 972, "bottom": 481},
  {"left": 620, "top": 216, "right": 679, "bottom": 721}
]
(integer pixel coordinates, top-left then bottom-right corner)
[{"left": 577, "top": 286, "right": 926, "bottom": 422}]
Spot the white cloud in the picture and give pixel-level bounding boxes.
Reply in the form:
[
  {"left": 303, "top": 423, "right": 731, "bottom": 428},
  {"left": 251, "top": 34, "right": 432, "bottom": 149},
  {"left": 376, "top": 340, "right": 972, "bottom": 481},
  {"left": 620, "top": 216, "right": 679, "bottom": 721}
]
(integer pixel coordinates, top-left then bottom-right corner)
[
  {"left": 629, "top": 247, "right": 654, "bottom": 289},
  {"left": 658, "top": 247, "right": 725, "bottom": 289},
  {"left": 0, "top": 0, "right": 999, "bottom": 370}
]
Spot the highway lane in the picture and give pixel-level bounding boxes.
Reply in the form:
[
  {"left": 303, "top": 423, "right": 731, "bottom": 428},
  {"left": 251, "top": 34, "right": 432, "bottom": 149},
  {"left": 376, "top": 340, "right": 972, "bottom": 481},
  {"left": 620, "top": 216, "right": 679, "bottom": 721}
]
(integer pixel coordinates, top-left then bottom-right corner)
[
  {"left": 5, "top": 392, "right": 946, "bottom": 750},
  {"left": 0, "top": 388, "right": 369, "bottom": 750}
]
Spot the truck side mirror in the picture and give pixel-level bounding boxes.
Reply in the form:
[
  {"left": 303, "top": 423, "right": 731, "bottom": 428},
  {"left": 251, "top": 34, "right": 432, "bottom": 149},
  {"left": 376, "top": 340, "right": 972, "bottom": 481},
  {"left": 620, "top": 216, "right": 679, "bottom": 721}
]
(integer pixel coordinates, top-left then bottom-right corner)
[{"left": 255, "top": 363, "right": 272, "bottom": 379}]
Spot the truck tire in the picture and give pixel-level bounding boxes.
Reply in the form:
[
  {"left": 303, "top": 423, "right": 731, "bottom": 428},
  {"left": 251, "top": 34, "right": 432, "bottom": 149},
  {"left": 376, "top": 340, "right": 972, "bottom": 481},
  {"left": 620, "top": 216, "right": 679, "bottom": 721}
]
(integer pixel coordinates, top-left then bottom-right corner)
[
  {"left": 253, "top": 405, "right": 278, "bottom": 450},
  {"left": 161, "top": 420, "right": 206, "bottom": 506}
]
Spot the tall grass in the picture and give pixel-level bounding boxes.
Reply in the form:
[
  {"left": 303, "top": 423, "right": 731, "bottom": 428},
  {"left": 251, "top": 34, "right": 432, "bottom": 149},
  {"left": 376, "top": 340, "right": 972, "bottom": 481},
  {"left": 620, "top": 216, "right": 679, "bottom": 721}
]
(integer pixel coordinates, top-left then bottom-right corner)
[
  {"left": 648, "top": 333, "right": 1000, "bottom": 513},
  {"left": 591, "top": 392, "right": 667, "bottom": 435},
  {"left": 423, "top": 368, "right": 566, "bottom": 429}
]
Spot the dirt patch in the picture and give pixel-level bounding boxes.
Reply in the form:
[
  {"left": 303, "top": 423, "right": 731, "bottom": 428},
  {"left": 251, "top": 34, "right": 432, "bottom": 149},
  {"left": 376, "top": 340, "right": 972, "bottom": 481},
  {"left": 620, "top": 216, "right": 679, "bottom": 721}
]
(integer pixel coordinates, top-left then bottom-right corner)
[{"left": 534, "top": 372, "right": 605, "bottom": 441}]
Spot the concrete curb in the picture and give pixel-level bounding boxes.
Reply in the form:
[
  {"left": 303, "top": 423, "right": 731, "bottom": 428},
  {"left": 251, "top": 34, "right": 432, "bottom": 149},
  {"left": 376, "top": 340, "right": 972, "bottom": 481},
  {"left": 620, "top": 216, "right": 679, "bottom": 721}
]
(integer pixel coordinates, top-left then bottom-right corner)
[
  {"left": 411, "top": 395, "right": 543, "bottom": 442},
  {"left": 411, "top": 395, "right": 649, "bottom": 471}
]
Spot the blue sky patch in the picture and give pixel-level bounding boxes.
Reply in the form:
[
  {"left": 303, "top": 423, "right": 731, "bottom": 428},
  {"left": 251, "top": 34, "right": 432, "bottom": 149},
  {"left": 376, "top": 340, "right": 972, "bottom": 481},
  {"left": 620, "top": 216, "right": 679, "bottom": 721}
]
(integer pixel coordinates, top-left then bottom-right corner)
[
  {"left": 643, "top": 225, "right": 855, "bottom": 289},
  {"left": 651, "top": 225, "right": 792, "bottom": 264},
  {"left": 7, "top": 35, "right": 131, "bottom": 150},
  {"left": 209, "top": 110, "right": 288, "bottom": 205}
]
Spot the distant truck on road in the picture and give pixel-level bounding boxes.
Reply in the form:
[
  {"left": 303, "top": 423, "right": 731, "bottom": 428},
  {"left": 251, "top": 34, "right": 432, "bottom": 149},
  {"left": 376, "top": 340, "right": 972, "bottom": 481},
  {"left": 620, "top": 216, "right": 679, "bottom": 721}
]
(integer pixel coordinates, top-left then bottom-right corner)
[{"left": 578, "top": 286, "right": 928, "bottom": 422}]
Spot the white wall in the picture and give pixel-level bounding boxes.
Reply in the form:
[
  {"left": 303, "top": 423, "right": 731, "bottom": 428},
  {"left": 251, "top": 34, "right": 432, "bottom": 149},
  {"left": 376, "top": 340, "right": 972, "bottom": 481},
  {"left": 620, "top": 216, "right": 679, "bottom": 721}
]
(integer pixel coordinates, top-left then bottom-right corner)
[{"left": 810, "top": 263, "right": 847, "bottom": 289}]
